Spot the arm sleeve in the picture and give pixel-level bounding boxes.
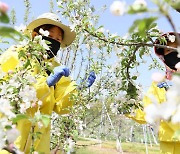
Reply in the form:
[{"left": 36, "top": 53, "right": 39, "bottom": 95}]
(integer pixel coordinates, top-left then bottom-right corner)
[
  {"left": 0, "top": 46, "right": 19, "bottom": 73},
  {"left": 126, "top": 82, "right": 166, "bottom": 124},
  {"left": 53, "top": 76, "right": 77, "bottom": 115}
]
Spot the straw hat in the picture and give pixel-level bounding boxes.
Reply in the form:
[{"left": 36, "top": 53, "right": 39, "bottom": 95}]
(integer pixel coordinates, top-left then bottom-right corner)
[{"left": 25, "top": 12, "right": 76, "bottom": 48}]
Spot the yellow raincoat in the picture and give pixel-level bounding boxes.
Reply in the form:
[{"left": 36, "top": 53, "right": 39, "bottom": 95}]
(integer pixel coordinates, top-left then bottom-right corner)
[
  {"left": 0, "top": 46, "right": 77, "bottom": 154},
  {"left": 127, "top": 82, "right": 180, "bottom": 154}
]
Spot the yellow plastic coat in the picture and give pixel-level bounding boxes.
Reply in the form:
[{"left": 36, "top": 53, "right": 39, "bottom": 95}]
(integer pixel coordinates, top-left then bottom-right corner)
[
  {"left": 0, "top": 46, "right": 77, "bottom": 154},
  {"left": 127, "top": 82, "right": 180, "bottom": 154}
]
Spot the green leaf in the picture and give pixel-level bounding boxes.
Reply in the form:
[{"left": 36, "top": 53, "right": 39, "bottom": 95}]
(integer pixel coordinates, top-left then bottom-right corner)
[
  {"left": 128, "top": 6, "right": 148, "bottom": 14},
  {"left": 41, "top": 115, "right": 50, "bottom": 128},
  {"left": 0, "top": 13, "right": 9, "bottom": 23},
  {"left": 0, "top": 26, "right": 22, "bottom": 40},
  {"left": 12, "top": 114, "right": 28, "bottom": 123},
  {"left": 5, "top": 125, "right": 12, "bottom": 130},
  {"left": 129, "top": 17, "right": 158, "bottom": 36},
  {"left": 24, "top": 59, "right": 31, "bottom": 69},
  {"left": 132, "top": 76, "right": 137, "bottom": 80}
]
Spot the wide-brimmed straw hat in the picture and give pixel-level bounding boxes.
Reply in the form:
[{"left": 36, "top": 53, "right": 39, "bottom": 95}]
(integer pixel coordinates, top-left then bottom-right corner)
[{"left": 24, "top": 12, "right": 76, "bottom": 48}]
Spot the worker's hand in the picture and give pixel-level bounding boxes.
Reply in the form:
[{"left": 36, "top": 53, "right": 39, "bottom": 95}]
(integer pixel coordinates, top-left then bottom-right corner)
[
  {"left": 79, "top": 71, "right": 96, "bottom": 90},
  {"left": 157, "top": 82, "right": 169, "bottom": 89},
  {"left": 86, "top": 71, "right": 96, "bottom": 87},
  {"left": 46, "top": 66, "right": 69, "bottom": 87}
]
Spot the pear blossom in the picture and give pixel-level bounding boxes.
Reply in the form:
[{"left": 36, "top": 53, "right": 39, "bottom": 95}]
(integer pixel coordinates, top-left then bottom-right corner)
[
  {"left": 39, "top": 28, "right": 49, "bottom": 37},
  {"left": 0, "top": 98, "right": 16, "bottom": 118},
  {"left": 85, "top": 104, "right": 91, "bottom": 109},
  {"left": 113, "top": 44, "right": 119, "bottom": 52},
  {"left": 133, "top": 0, "right": 147, "bottom": 8},
  {"left": 37, "top": 122, "right": 43, "bottom": 129},
  {"left": 57, "top": 1, "right": 63, "bottom": 7},
  {"left": 151, "top": 72, "right": 165, "bottom": 82},
  {"left": 97, "top": 27, "right": 105, "bottom": 33},
  {"left": 20, "top": 103, "right": 26, "bottom": 113},
  {"left": 34, "top": 35, "right": 50, "bottom": 50},
  {"left": 20, "top": 39, "right": 29, "bottom": 46},
  {"left": 175, "top": 62, "right": 180, "bottom": 72},
  {"left": 66, "top": 138, "right": 75, "bottom": 153},
  {"left": 38, "top": 100, "right": 43, "bottom": 106},
  {"left": 0, "top": 128, "right": 5, "bottom": 149},
  {"left": 6, "top": 128, "right": 20, "bottom": 143},
  {"left": 110, "top": 103, "right": 119, "bottom": 114},
  {"left": 168, "top": 34, "right": 176, "bottom": 43},
  {"left": 14, "top": 24, "right": 26, "bottom": 33},
  {"left": 144, "top": 103, "right": 161, "bottom": 124},
  {"left": 43, "top": 54, "right": 48, "bottom": 60},
  {"left": 25, "top": 74, "right": 37, "bottom": 84},
  {"left": 110, "top": 1, "right": 126, "bottom": 16}
]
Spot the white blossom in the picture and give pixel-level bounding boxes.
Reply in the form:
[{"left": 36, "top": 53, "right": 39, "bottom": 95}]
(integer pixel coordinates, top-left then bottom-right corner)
[
  {"left": 57, "top": 1, "right": 63, "bottom": 7},
  {"left": 6, "top": 128, "right": 20, "bottom": 143},
  {"left": 38, "top": 100, "right": 43, "bottom": 106},
  {"left": 85, "top": 104, "right": 91, "bottom": 109},
  {"left": 19, "top": 85, "right": 38, "bottom": 110},
  {"left": 34, "top": 35, "right": 50, "bottom": 50},
  {"left": 0, "top": 128, "right": 5, "bottom": 149},
  {"left": 39, "top": 28, "right": 49, "bottom": 37},
  {"left": 20, "top": 39, "right": 29, "bottom": 46},
  {"left": 97, "top": 27, "right": 105, "bottom": 33},
  {"left": 14, "top": 24, "right": 26, "bottom": 33},
  {"left": 144, "top": 103, "right": 160, "bottom": 124},
  {"left": 0, "top": 98, "right": 15, "bottom": 118},
  {"left": 110, "top": 103, "right": 119, "bottom": 114},
  {"left": 66, "top": 138, "right": 75, "bottom": 153},
  {"left": 175, "top": 62, "right": 180, "bottom": 72},
  {"left": 37, "top": 122, "right": 43, "bottom": 129},
  {"left": 70, "top": 23, "right": 76, "bottom": 31},
  {"left": 133, "top": 0, "right": 147, "bottom": 8},
  {"left": 168, "top": 35, "right": 176, "bottom": 43},
  {"left": 110, "top": 1, "right": 126, "bottom": 16},
  {"left": 151, "top": 72, "right": 164, "bottom": 82}
]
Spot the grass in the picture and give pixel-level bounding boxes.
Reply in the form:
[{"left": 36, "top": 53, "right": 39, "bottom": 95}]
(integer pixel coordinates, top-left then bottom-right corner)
[{"left": 75, "top": 139, "right": 159, "bottom": 154}]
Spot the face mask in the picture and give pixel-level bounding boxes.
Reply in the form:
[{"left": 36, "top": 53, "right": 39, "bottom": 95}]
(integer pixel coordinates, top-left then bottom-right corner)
[
  {"left": 42, "top": 36, "right": 60, "bottom": 59},
  {"left": 164, "top": 51, "right": 180, "bottom": 70}
]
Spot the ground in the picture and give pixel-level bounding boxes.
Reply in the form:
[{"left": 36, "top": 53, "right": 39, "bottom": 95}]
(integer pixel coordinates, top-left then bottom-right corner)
[{"left": 75, "top": 139, "right": 159, "bottom": 154}]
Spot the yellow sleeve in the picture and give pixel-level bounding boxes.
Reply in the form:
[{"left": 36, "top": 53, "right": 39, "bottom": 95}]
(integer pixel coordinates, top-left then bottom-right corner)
[
  {"left": 126, "top": 109, "right": 147, "bottom": 124},
  {"left": 0, "top": 150, "right": 10, "bottom": 154},
  {"left": 53, "top": 76, "right": 77, "bottom": 115},
  {"left": 126, "top": 82, "right": 166, "bottom": 124},
  {"left": 0, "top": 46, "right": 19, "bottom": 72}
]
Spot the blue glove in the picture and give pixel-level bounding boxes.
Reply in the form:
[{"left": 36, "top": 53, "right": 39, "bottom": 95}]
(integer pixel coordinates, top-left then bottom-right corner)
[
  {"left": 86, "top": 71, "right": 96, "bottom": 87},
  {"left": 46, "top": 66, "right": 69, "bottom": 87},
  {"left": 157, "top": 82, "right": 169, "bottom": 89}
]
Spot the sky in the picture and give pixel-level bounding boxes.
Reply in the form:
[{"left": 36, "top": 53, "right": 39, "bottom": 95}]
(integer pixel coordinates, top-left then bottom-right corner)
[{"left": 3, "top": 0, "right": 180, "bottom": 90}]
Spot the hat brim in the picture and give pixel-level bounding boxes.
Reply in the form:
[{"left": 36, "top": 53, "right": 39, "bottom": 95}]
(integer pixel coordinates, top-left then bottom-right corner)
[{"left": 24, "top": 18, "right": 76, "bottom": 48}]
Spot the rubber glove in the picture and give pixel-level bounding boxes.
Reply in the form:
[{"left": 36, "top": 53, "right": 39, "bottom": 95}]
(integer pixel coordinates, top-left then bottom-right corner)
[
  {"left": 157, "top": 82, "right": 169, "bottom": 89},
  {"left": 46, "top": 66, "right": 69, "bottom": 87},
  {"left": 86, "top": 71, "right": 96, "bottom": 87}
]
